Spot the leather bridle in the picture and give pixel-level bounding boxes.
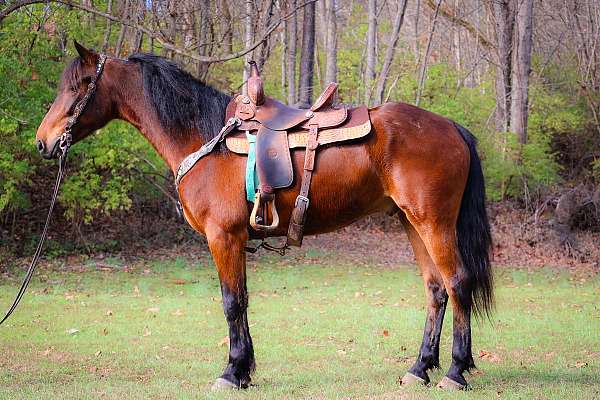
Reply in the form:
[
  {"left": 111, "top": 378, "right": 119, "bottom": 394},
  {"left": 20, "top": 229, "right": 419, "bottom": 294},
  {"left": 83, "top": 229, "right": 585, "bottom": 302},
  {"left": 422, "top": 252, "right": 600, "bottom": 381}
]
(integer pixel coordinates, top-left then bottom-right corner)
[
  {"left": 0, "top": 54, "right": 107, "bottom": 326},
  {"left": 56, "top": 54, "right": 108, "bottom": 157}
]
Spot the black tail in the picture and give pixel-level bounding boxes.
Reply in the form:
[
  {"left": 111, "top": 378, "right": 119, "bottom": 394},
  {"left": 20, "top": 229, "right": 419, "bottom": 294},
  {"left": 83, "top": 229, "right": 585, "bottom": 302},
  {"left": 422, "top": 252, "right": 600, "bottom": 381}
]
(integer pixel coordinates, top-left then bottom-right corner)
[{"left": 454, "top": 123, "right": 494, "bottom": 318}]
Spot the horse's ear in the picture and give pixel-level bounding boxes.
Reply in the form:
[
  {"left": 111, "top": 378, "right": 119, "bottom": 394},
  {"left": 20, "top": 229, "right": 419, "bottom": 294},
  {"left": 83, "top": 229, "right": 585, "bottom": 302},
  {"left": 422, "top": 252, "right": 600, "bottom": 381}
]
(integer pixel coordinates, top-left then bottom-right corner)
[{"left": 74, "top": 40, "right": 98, "bottom": 65}]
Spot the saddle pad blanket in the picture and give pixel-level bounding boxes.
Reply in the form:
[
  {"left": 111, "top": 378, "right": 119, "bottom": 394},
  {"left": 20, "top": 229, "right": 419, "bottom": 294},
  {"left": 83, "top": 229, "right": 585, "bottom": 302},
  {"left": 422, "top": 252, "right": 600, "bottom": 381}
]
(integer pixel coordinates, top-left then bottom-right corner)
[{"left": 226, "top": 106, "right": 371, "bottom": 155}]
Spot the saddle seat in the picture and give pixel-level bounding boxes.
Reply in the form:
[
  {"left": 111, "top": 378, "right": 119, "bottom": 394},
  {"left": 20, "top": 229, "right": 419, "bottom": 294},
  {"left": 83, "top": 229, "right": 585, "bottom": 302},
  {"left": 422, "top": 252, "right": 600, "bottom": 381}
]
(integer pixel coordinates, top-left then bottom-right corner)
[{"left": 225, "top": 62, "right": 372, "bottom": 247}]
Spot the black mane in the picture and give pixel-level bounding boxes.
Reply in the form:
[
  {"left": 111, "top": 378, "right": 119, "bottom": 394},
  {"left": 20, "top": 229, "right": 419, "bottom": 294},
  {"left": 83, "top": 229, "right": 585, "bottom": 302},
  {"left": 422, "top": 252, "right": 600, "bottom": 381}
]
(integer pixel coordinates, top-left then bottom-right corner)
[{"left": 127, "top": 53, "right": 231, "bottom": 141}]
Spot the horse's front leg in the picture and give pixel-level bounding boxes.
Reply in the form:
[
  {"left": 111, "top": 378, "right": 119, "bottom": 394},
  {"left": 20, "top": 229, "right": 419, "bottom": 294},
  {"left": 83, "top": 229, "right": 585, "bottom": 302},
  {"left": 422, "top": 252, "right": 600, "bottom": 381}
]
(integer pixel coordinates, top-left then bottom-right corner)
[{"left": 206, "top": 224, "right": 255, "bottom": 390}]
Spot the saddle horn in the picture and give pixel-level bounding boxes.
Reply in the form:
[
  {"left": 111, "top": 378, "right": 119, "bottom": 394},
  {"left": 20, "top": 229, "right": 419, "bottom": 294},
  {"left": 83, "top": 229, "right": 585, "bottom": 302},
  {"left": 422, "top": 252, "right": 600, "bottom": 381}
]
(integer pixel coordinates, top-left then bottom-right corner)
[{"left": 247, "top": 61, "right": 265, "bottom": 106}]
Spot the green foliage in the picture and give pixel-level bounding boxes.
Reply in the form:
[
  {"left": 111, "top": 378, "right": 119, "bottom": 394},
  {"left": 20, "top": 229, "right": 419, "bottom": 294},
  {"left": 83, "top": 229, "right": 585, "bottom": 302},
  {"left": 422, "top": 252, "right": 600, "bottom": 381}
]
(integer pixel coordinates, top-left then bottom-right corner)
[
  {"left": 59, "top": 121, "right": 162, "bottom": 223},
  {"left": 593, "top": 158, "right": 600, "bottom": 181},
  {"left": 1, "top": 1, "right": 596, "bottom": 232},
  {"left": 0, "top": 5, "right": 166, "bottom": 224}
]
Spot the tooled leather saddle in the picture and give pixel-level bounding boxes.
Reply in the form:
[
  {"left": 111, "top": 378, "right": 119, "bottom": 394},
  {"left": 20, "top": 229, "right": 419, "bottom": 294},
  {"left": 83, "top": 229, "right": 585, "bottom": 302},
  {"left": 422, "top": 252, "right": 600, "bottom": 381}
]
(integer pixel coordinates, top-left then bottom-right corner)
[
  {"left": 175, "top": 62, "right": 371, "bottom": 247},
  {"left": 226, "top": 62, "right": 371, "bottom": 247}
]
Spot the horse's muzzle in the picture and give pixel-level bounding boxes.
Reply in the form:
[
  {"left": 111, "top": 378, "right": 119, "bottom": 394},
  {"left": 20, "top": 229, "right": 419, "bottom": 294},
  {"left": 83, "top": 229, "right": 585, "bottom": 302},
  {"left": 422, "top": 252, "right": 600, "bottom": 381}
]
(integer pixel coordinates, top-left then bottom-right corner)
[{"left": 36, "top": 138, "right": 60, "bottom": 159}]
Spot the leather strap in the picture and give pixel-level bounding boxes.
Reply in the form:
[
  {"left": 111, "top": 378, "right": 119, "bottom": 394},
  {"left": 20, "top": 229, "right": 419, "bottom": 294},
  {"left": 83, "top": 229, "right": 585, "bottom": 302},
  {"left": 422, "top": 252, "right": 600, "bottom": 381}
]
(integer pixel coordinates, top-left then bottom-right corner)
[
  {"left": 287, "top": 124, "right": 319, "bottom": 247},
  {"left": 175, "top": 117, "right": 240, "bottom": 187}
]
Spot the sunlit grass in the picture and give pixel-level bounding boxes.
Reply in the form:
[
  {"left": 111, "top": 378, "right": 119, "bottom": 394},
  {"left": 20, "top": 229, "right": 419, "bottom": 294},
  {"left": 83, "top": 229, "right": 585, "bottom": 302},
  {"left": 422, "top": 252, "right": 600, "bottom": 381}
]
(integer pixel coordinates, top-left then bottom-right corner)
[{"left": 0, "top": 253, "right": 598, "bottom": 399}]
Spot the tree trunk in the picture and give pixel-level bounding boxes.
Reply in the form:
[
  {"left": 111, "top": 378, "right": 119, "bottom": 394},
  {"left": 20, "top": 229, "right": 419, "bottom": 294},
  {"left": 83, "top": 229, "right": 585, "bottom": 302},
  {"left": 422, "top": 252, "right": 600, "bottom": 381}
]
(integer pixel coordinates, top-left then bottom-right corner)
[
  {"left": 415, "top": 0, "right": 442, "bottom": 107},
  {"left": 509, "top": 0, "right": 533, "bottom": 144},
  {"left": 132, "top": 0, "right": 145, "bottom": 53},
  {"left": 452, "top": 0, "right": 461, "bottom": 71},
  {"left": 297, "top": 0, "right": 316, "bottom": 108},
  {"left": 115, "top": 0, "right": 131, "bottom": 57},
  {"left": 257, "top": 0, "right": 276, "bottom": 71},
  {"left": 491, "top": 0, "right": 515, "bottom": 133},
  {"left": 196, "top": 1, "right": 210, "bottom": 80},
  {"left": 286, "top": 0, "right": 298, "bottom": 105},
  {"left": 413, "top": 0, "right": 421, "bottom": 68},
  {"left": 221, "top": 0, "right": 233, "bottom": 54},
  {"left": 242, "top": 0, "right": 255, "bottom": 95},
  {"left": 374, "top": 0, "right": 408, "bottom": 105},
  {"left": 324, "top": 0, "right": 338, "bottom": 87},
  {"left": 282, "top": 10, "right": 288, "bottom": 100},
  {"left": 101, "top": 0, "right": 113, "bottom": 52},
  {"left": 364, "top": 0, "right": 377, "bottom": 105}
]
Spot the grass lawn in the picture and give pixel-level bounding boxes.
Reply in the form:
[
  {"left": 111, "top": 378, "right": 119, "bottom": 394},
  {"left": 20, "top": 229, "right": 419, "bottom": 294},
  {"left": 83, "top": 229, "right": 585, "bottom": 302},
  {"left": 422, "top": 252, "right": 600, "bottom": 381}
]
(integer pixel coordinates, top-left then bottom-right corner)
[{"left": 0, "top": 251, "right": 598, "bottom": 399}]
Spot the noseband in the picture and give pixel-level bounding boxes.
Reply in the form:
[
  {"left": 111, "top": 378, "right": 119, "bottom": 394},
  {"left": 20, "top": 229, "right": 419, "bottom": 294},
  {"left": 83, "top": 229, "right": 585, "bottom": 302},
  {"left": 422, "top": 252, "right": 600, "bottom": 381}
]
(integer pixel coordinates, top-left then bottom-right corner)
[{"left": 0, "top": 54, "right": 107, "bottom": 326}]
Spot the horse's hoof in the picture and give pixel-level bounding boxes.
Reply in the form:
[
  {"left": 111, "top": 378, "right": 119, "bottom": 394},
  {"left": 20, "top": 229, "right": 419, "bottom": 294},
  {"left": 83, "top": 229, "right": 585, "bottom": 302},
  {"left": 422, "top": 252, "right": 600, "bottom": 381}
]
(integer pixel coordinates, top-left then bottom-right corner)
[
  {"left": 400, "top": 372, "right": 426, "bottom": 386},
  {"left": 211, "top": 377, "right": 238, "bottom": 391},
  {"left": 436, "top": 376, "right": 467, "bottom": 390}
]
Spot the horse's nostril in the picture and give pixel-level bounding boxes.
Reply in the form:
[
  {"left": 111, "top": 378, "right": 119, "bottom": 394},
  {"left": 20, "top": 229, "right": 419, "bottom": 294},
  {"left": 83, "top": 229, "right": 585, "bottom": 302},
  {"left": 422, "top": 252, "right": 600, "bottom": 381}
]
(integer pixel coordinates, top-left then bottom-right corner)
[{"left": 36, "top": 139, "right": 46, "bottom": 154}]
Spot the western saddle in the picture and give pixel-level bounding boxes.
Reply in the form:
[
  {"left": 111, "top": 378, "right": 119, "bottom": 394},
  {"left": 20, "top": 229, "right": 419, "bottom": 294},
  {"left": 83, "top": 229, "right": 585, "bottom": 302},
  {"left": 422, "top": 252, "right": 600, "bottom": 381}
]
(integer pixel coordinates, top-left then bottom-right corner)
[
  {"left": 175, "top": 61, "right": 371, "bottom": 248},
  {"left": 224, "top": 62, "right": 372, "bottom": 247}
]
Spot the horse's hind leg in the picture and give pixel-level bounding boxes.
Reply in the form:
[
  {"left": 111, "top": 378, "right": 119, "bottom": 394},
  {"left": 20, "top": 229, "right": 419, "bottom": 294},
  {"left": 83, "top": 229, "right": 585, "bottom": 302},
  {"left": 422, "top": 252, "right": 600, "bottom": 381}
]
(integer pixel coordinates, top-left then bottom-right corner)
[
  {"left": 206, "top": 224, "right": 255, "bottom": 390},
  {"left": 413, "top": 220, "right": 476, "bottom": 389},
  {"left": 399, "top": 215, "right": 448, "bottom": 386}
]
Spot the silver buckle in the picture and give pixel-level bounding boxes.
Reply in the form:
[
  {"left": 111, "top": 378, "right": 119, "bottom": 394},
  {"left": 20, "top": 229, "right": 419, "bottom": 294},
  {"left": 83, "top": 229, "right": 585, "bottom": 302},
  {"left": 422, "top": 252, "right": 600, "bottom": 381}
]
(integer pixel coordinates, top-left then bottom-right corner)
[{"left": 295, "top": 195, "right": 309, "bottom": 208}]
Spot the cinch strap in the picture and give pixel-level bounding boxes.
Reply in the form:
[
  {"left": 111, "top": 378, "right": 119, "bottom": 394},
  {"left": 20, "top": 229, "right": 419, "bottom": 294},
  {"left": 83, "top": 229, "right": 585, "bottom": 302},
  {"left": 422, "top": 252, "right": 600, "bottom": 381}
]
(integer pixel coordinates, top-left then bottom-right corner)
[{"left": 245, "top": 132, "right": 259, "bottom": 202}]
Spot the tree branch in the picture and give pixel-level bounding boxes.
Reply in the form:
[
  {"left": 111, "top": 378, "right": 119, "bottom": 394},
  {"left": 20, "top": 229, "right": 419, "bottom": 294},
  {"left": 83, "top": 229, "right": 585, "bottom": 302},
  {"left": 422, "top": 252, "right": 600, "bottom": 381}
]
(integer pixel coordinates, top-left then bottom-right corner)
[
  {"left": 425, "top": 0, "right": 493, "bottom": 50},
  {"left": 1, "top": 0, "right": 317, "bottom": 64}
]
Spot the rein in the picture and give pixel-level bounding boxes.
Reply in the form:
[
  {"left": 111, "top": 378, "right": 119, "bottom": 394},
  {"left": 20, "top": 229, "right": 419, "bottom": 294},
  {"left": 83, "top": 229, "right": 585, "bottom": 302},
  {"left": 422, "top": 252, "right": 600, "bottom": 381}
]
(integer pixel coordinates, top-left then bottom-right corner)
[{"left": 0, "top": 54, "right": 107, "bottom": 326}]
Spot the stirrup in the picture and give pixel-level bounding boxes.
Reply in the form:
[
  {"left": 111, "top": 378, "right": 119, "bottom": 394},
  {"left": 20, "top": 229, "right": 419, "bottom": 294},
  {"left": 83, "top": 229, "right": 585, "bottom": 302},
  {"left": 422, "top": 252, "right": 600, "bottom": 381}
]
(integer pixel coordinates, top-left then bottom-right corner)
[{"left": 249, "top": 192, "right": 279, "bottom": 232}]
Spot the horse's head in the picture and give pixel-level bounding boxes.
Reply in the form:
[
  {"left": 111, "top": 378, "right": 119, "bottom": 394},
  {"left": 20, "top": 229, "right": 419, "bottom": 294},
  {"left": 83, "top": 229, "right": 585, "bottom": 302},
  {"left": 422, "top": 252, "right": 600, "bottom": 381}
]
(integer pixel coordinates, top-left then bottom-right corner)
[{"left": 36, "top": 41, "right": 114, "bottom": 159}]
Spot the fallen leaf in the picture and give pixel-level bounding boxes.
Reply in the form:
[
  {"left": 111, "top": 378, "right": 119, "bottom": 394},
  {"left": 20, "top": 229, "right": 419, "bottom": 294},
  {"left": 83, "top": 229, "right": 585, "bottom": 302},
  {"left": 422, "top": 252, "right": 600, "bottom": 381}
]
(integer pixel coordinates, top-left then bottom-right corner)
[
  {"left": 218, "top": 336, "right": 229, "bottom": 347},
  {"left": 106, "top": 310, "right": 113, "bottom": 316},
  {"left": 172, "top": 279, "right": 186, "bottom": 285},
  {"left": 146, "top": 307, "right": 160, "bottom": 313},
  {"left": 382, "top": 329, "right": 389, "bottom": 337},
  {"left": 478, "top": 350, "right": 501, "bottom": 363},
  {"left": 66, "top": 328, "right": 79, "bottom": 335},
  {"left": 102, "top": 328, "right": 109, "bottom": 335},
  {"left": 574, "top": 361, "right": 588, "bottom": 368}
]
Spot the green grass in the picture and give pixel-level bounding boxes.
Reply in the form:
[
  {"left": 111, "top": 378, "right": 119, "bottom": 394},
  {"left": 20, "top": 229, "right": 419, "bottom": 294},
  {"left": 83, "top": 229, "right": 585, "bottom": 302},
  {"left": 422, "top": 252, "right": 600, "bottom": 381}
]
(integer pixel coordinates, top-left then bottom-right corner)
[{"left": 0, "top": 253, "right": 598, "bottom": 399}]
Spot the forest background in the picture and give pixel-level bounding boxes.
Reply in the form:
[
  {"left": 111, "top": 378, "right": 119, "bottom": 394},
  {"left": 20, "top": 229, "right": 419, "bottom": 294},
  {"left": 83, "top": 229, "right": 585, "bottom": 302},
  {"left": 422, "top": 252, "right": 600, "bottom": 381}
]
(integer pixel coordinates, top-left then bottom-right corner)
[{"left": 0, "top": 0, "right": 599, "bottom": 265}]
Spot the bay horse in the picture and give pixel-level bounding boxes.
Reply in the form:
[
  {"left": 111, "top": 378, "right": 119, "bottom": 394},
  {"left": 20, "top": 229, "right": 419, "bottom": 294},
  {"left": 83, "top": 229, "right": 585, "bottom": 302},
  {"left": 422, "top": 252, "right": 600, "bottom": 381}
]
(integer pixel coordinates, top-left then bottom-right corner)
[{"left": 35, "top": 42, "right": 493, "bottom": 390}]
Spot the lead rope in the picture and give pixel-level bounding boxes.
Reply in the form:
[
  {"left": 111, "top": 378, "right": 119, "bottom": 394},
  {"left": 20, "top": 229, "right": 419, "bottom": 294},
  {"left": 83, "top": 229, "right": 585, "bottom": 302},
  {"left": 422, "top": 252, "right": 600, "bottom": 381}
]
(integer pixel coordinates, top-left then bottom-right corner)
[
  {"left": 0, "top": 146, "right": 68, "bottom": 326},
  {"left": 0, "top": 54, "right": 105, "bottom": 326}
]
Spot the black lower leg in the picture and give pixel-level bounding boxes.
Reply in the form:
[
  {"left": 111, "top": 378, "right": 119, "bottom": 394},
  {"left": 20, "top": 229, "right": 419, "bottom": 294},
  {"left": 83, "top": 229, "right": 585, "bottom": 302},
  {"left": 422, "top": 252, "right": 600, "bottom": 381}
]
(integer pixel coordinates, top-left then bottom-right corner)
[
  {"left": 220, "top": 284, "right": 255, "bottom": 388},
  {"left": 408, "top": 280, "right": 448, "bottom": 383},
  {"left": 446, "top": 278, "right": 475, "bottom": 386}
]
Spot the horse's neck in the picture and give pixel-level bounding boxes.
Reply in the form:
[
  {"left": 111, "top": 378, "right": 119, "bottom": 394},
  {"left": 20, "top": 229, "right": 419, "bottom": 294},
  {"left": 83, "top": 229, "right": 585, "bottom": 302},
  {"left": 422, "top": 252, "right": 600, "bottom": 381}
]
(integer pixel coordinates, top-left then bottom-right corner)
[{"left": 115, "top": 82, "right": 204, "bottom": 174}]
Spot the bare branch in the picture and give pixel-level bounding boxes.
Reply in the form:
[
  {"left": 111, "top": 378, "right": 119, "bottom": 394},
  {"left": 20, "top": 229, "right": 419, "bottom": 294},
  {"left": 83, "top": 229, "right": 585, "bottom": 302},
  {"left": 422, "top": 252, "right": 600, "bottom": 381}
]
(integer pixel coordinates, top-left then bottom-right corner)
[
  {"left": 1, "top": 0, "right": 317, "bottom": 64},
  {"left": 425, "top": 0, "right": 493, "bottom": 50}
]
